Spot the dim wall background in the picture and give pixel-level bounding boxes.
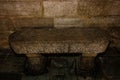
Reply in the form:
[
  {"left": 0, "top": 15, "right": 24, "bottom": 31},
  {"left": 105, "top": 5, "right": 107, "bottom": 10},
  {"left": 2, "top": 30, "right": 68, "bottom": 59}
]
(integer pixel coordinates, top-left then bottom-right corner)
[{"left": 0, "top": 0, "right": 120, "bottom": 48}]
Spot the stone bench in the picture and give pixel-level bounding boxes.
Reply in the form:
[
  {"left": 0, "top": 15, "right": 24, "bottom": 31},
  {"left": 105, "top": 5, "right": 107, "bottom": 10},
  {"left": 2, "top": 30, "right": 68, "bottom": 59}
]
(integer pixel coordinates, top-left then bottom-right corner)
[{"left": 9, "top": 28, "right": 109, "bottom": 75}]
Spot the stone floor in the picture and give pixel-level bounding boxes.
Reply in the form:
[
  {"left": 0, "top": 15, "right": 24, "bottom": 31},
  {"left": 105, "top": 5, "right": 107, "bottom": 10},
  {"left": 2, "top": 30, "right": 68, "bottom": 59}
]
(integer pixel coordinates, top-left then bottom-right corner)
[{"left": 0, "top": 48, "right": 120, "bottom": 80}]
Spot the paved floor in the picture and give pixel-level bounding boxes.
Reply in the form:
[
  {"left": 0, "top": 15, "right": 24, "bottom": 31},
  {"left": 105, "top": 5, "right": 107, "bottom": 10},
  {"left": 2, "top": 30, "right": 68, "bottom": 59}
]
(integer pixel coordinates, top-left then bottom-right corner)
[{"left": 0, "top": 48, "right": 120, "bottom": 80}]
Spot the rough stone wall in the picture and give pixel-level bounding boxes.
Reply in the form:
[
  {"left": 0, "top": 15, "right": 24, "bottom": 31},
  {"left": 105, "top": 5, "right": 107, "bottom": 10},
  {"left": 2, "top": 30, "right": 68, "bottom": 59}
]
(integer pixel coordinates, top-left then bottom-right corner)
[{"left": 0, "top": 0, "right": 120, "bottom": 48}]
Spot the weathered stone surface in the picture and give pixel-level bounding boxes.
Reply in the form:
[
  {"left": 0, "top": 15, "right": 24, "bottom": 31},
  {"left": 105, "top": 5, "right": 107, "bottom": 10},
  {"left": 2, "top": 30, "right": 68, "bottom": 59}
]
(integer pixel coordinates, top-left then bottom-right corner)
[
  {"left": 0, "top": 18, "right": 14, "bottom": 32},
  {"left": 103, "top": 0, "right": 120, "bottom": 16},
  {"left": 106, "top": 27, "right": 120, "bottom": 48},
  {"left": 78, "top": 0, "right": 120, "bottom": 17},
  {"left": 12, "top": 17, "right": 54, "bottom": 29},
  {"left": 0, "top": 32, "right": 12, "bottom": 48},
  {"left": 78, "top": 0, "right": 104, "bottom": 16},
  {"left": 55, "top": 16, "right": 120, "bottom": 28},
  {"left": 54, "top": 18, "right": 84, "bottom": 28},
  {"left": 83, "top": 16, "right": 120, "bottom": 27},
  {"left": 9, "top": 28, "right": 109, "bottom": 55},
  {"left": 43, "top": 1, "right": 78, "bottom": 17},
  {"left": 43, "top": 0, "right": 74, "bottom": 1},
  {"left": 0, "top": 1, "right": 42, "bottom": 17},
  {"left": 0, "top": 0, "right": 42, "bottom": 1}
]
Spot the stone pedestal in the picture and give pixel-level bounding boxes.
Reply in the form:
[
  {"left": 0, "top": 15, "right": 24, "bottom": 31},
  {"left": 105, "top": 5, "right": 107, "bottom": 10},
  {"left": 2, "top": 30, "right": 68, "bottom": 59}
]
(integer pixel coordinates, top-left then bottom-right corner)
[{"left": 25, "top": 54, "right": 48, "bottom": 75}]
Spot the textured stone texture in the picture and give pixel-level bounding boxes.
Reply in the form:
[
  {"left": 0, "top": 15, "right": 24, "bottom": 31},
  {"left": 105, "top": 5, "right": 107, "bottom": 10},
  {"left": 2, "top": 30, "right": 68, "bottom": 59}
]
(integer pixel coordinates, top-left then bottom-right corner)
[
  {"left": 0, "top": 32, "right": 12, "bottom": 48},
  {"left": 103, "top": 0, "right": 120, "bottom": 16},
  {"left": 78, "top": 0, "right": 120, "bottom": 17},
  {"left": 0, "top": 0, "right": 42, "bottom": 2},
  {"left": 0, "top": 1, "right": 42, "bottom": 17},
  {"left": 83, "top": 16, "right": 120, "bottom": 27},
  {"left": 54, "top": 18, "right": 119, "bottom": 28},
  {"left": 0, "top": 18, "right": 14, "bottom": 32},
  {"left": 78, "top": 0, "right": 105, "bottom": 16},
  {"left": 9, "top": 28, "right": 109, "bottom": 55},
  {"left": 54, "top": 18, "right": 84, "bottom": 28},
  {"left": 12, "top": 17, "right": 54, "bottom": 30},
  {"left": 43, "top": 1, "right": 78, "bottom": 17},
  {"left": 107, "top": 27, "right": 120, "bottom": 48},
  {"left": 78, "top": 0, "right": 120, "bottom": 28},
  {"left": 54, "top": 17, "right": 120, "bottom": 28}
]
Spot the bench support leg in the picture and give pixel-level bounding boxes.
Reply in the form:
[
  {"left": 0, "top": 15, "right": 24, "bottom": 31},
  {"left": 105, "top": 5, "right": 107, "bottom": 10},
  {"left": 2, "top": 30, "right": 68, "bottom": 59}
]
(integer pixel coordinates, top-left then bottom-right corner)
[
  {"left": 25, "top": 54, "right": 48, "bottom": 75},
  {"left": 76, "top": 53, "right": 97, "bottom": 77},
  {"left": 81, "top": 57, "right": 95, "bottom": 71}
]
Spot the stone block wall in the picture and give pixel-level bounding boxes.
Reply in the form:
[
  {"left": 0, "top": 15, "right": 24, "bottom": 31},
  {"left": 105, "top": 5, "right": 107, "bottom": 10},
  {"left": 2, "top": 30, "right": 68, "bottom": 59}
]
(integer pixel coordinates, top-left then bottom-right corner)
[{"left": 0, "top": 0, "right": 120, "bottom": 48}]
